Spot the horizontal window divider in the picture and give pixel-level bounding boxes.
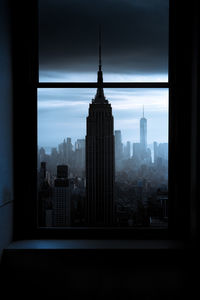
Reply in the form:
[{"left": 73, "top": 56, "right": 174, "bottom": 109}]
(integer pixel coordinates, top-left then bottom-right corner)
[{"left": 37, "top": 82, "right": 169, "bottom": 89}]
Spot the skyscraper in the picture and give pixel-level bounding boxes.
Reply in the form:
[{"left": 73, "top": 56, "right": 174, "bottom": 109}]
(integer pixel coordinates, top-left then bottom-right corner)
[
  {"left": 124, "top": 141, "right": 131, "bottom": 160},
  {"left": 154, "top": 142, "right": 168, "bottom": 168},
  {"left": 140, "top": 106, "right": 147, "bottom": 151},
  {"left": 133, "top": 142, "right": 143, "bottom": 161},
  {"left": 59, "top": 138, "right": 73, "bottom": 165},
  {"left": 53, "top": 165, "right": 70, "bottom": 226},
  {"left": 38, "top": 162, "right": 52, "bottom": 227},
  {"left": 115, "top": 130, "right": 123, "bottom": 160},
  {"left": 86, "top": 29, "right": 115, "bottom": 226},
  {"left": 75, "top": 139, "right": 85, "bottom": 171}
]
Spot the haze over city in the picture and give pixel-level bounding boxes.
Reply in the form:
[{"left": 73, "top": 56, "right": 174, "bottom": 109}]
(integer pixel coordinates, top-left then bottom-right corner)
[{"left": 38, "top": 88, "right": 168, "bottom": 149}]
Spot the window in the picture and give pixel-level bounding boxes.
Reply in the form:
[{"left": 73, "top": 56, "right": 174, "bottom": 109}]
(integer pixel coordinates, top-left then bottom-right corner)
[
  {"left": 11, "top": 0, "right": 199, "bottom": 244},
  {"left": 37, "top": 0, "right": 169, "bottom": 232}
]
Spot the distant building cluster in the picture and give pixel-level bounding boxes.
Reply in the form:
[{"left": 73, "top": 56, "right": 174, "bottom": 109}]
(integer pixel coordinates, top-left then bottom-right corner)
[
  {"left": 38, "top": 137, "right": 85, "bottom": 178},
  {"left": 38, "top": 110, "right": 168, "bottom": 228}
]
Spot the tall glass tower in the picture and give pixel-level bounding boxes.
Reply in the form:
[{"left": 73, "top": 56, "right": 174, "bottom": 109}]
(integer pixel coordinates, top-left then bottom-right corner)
[{"left": 140, "top": 106, "right": 147, "bottom": 150}]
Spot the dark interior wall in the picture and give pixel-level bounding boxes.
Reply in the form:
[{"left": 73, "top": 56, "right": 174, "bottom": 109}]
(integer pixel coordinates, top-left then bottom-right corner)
[
  {"left": 11, "top": 0, "right": 38, "bottom": 240},
  {"left": 0, "top": 0, "right": 13, "bottom": 258},
  {"left": 168, "top": 0, "right": 200, "bottom": 242}
]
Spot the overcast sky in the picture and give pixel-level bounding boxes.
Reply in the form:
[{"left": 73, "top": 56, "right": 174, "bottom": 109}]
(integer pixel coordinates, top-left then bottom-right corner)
[
  {"left": 39, "top": 0, "right": 168, "bottom": 81},
  {"left": 38, "top": 0, "right": 169, "bottom": 149}
]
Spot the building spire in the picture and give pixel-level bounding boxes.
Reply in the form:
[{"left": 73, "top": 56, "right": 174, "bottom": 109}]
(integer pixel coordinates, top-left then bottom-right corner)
[
  {"left": 94, "top": 25, "right": 106, "bottom": 103},
  {"left": 99, "top": 25, "right": 102, "bottom": 71},
  {"left": 97, "top": 25, "right": 103, "bottom": 86}
]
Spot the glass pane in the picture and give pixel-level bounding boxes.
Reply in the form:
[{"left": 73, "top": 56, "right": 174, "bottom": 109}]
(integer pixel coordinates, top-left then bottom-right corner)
[
  {"left": 38, "top": 88, "right": 168, "bottom": 228},
  {"left": 39, "top": 0, "right": 169, "bottom": 82}
]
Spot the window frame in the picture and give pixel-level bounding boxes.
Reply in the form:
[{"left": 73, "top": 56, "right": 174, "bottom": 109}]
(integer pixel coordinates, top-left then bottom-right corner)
[{"left": 11, "top": 0, "right": 198, "bottom": 242}]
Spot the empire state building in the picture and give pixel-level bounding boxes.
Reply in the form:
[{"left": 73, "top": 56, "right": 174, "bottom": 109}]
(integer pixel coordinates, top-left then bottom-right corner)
[{"left": 86, "top": 31, "right": 115, "bottom": 226}]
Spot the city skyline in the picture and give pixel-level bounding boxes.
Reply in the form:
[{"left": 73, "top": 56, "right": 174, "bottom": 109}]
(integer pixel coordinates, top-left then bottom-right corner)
[
  {"left": 38, "top": 88, "right": 168, "bottom": 148},
  {"left": 38, "top": 117, "right": 168, "bottom": 228},
  {"left": 38, "top": 138, "right": 168, "bottom": 161},
  {"left": 38, "top": 110, "right": 168, "bottom": 228}
]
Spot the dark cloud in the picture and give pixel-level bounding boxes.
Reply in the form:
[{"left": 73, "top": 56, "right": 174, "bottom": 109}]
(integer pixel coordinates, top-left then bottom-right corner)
[{"left": 39, "top": 0, "right": 168, "bottom": 75}]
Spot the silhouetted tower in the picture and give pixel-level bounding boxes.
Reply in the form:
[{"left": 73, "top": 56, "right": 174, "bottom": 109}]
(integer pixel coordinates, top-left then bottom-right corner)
[
  {"left": 86, "top": 28, "right": 115, "bottom": 226},
  {"left": 140, "top": 105, "right": 147, "bottom": 151}
]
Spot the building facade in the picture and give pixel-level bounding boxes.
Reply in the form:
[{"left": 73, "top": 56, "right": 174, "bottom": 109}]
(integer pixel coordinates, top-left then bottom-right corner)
[
  {"left": 86, "top": 32, "right": 115, "bottom": 226},
  {"left": 53, "top": 165, "right": 70, "bottom": 226}
]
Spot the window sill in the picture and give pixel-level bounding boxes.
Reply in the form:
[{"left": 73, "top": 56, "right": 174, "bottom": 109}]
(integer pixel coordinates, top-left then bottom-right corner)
[
  {"left": 5, "top": 239, "right": 183, "bottom": 251},
  {"left": 1, "top": 240, "right": 192, "bottom": 299}
]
